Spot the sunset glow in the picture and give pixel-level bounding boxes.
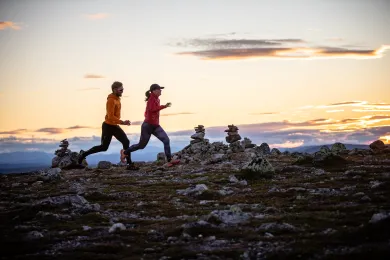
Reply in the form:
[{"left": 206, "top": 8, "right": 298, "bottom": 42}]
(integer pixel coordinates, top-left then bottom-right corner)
[{"left": 0, "top": 0, "right": 389, "bottom": 154}]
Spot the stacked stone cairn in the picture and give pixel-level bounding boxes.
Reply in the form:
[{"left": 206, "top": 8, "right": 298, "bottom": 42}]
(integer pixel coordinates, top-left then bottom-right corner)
[
  {"left": 225, "top": 124, "right": 244, "bottom": 153},
  {"left": 172, "top": 125, "right": 229, "bottom": 164},
  {"left": 52, "top": 139, "right": 87, "bottom": 169},
  {"left": 191, "top": 125, "right": 206, "bottom": 144},
  {"left": 225, "top": 124, "right": 241, "bottom": 143}
]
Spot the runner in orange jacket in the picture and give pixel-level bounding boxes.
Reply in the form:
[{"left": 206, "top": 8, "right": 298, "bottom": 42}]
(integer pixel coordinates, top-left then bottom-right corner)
[{"left": 78, "top": 81, "right": 139, "bottom": 170}]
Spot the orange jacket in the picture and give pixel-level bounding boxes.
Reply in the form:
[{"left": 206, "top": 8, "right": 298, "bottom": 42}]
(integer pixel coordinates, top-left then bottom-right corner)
[{"left": 104, "top": 93, "right": 122, "bottom": 125}]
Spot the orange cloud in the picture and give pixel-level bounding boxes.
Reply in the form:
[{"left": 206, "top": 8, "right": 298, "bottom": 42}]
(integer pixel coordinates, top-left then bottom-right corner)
[
  {"left": 0, "top": 129, "right": 28, "bottom": 135},
  {"left": 66, "top": 125, "right": 93, "bottom": 130},
  {"left": 249, "top": 112, "right": 279, "bottom": 115},
  {"left": 35, "top": 128, "right": 67, "bottom": 134},
  {"left": 84, "top": 13, "right": 109, "bottom": 20},
  {"left": 380, "top": 135, "right": 390, "bottom": 144},
  {"left": 0, "top": 21, "right": 21, "bottom": 30},
  {"left": 326, "top": 109, "right": 345, "bottom": 113},
  {"left": 84, "top": 74, "right": 105, "bottom": 79}
]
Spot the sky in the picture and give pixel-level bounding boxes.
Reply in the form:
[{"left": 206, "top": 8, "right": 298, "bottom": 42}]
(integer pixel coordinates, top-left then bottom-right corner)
[{"left": 1, "top": 0, "right": 390, "bottom": 155}]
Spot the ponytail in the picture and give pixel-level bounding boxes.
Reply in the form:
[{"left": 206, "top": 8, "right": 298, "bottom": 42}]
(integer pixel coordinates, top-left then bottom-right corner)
[{"left": 145, "top": 90, "right": 151, "bottom": 101}]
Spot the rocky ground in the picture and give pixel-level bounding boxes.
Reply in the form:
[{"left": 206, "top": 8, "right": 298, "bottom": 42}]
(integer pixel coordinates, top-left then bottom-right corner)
[{"left": 1, "top": 145, "right": 390, "bottom": 259}]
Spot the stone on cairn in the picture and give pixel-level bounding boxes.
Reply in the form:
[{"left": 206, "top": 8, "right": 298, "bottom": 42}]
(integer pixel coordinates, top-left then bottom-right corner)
[
  {"left": 241, "top": 137, "right": 256, "bottom": 149},
  {"left": 191, "top": 125, "right": 206, "bottom": 144},
  {"left": 52, "top": 139, "right": 87, "bottom": 169},
  {"left": 225, "top": 124, "right": 241, "bottom": 143},
  {"left": 225, "top": 125, "right": 244, "bottom": 153}
]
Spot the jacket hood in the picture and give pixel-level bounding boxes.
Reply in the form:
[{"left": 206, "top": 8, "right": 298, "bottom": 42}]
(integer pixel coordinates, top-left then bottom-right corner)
[{"left": 107, "top": 93, "right": 120, "bottom": 100}]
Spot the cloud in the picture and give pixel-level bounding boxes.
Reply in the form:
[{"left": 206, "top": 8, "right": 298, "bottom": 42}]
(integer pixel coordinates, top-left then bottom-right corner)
[
  {"left": 0, "top": 129, "right": 28, "bottom": 135},
  {"left": 249, "top": 112, "right": 279, "bottom": 115},
  {"left": 326, "top": 109, "right": 344, "bottom": 113},
  {"left": 34, "top": 126, "right": 93, "bottom": 134},
  {"left": 35, "top": 128, "right": 67, "bottom": 134},
  {"left": 0, "top": 21, "right": 21, "bottom": 30},
  {"left": 175, "top": 37, "right": 390, "bottom": 60},
  {"left": 300, "top": 101, "right": 390, "bottom": 111},
  {"left": 165, "top": 123, "right": 390, "bottom": 148},
  {"left": 176, "top": 38, "right": 305, "bottom": 48},
  {"left": 177, "top": 46, "right": 390, "bottom": 60},
  {"left": 78, "top": 87, "right": 100, "bottom": 91},
  {"left": 84, "top": 13, "right": 109, "bottom": 20},
  {"left": 351, "top": 102, "right": 390, "bottom": 112},
  {"left": 327, "top": 101, "right": 364, "bottom": 106},
  {"left": 66, "top": 125, "right": 93, "bottom": 130},
  {"left": 84, "top": 74, "right": 105, "bottom": 79},
  {"left": 161, "top": 112, "right": 195, "bottom": 116}
]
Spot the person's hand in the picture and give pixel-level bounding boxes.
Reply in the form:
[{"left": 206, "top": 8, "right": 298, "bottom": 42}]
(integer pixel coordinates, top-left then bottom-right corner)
[
  {"left": 165, "top": 102, "right": 172, "bottom": 107},
  {"left": 122, "top": 120, "right": 131, "bottom": 126}
]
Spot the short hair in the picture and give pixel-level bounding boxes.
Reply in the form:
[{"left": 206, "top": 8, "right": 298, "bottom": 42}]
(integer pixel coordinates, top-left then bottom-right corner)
[{"left": 111, "top": 81, "right": 123, "bottom": 91}]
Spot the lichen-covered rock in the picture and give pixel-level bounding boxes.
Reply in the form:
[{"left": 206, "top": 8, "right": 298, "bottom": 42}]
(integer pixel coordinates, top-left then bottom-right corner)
[
  {"left": 331, "top": 142, "right": 347, "bottom": 154},
  {"left": 241, "top": 137, "right": 255, "bottom": 148},
  {"left": 157, "top": 152, "right": 166, "bottom": 161},
  {"left": 319, "top": 145, "right": 331, "bottom": 154},
  {"left": 51, "top": 157, "right": 61, "bottom": 168},
  {"left": 203, "top": 153, "right": 227, "bottom": 165},
  {"left": 97, "top": 161, "right": 112, "bottom": 169},
  {"left": 271, "top": 148, "right": 281, "bottom": 155},
  {"left": 294, "top": 155, "right": 314, "bottom": 165},
  {"left": 39, "top": 168, "right": 62, "bottom": 182},
  {"left": 177, "top": 184, "right": 208, "bottom": 196},
  {"left": 242, "top": 156, "right": 274, "bottom": 175},
  {"left": 206, "top": 206, "right": 252, "bottom": 225},
  {"left": 58, "top": 157, "right": 72, "bottom": 169},
  {"left": 109, "top": 223, "right": 126, "bottom": 233},
  {"left": 313, "top": 153, "right": 347, "bottom": 167},
  {"left": 255, "top": 143, "right": 271, "bottom": 155},
  {"left": 229, "top": 140, "right": 245, "bottom": 153},
  {"left": 369, "top": 140, "right": 386, "bottom": 150}
]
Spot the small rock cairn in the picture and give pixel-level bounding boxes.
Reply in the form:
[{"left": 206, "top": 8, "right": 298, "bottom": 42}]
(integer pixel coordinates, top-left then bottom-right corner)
[
  {"left": 191, "top": 125, "right": 206, "bottom": 144},
  {"left": 225, "top": 124, "right": 241, "bottom": 143},
  {"left": 54, "top": 139, "right": 70, "bottom": 157},
  {"left": 225, "top": 124, "right": 244, "bottom": 153},
  {"left": 52, "top": 139, "right": 87, "bottom": 169}
]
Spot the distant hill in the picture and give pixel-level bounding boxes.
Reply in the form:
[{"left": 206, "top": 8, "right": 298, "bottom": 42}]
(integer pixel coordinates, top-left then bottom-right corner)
[
  {"left": 0, "top": 163, "right": 51, "bottom": 174},
  {"left": 0, "top": 146, "right": 183, "bottom": 174},
  {"left": 280, "top": 144, "right": 369, "bottom": 154},
  {"left": 0, "top": 151, "right": 52, "bottom": 165}
]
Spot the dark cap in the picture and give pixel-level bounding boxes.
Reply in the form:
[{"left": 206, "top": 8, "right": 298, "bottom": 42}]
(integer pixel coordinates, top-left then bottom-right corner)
[{"left": 150, "top": 83, "right": 165, "bottom": 91}]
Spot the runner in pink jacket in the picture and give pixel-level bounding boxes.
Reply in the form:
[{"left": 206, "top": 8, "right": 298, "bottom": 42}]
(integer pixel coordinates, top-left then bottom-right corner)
[{"left": 121, "top": 84, "right": 179, "bottom": 169}]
